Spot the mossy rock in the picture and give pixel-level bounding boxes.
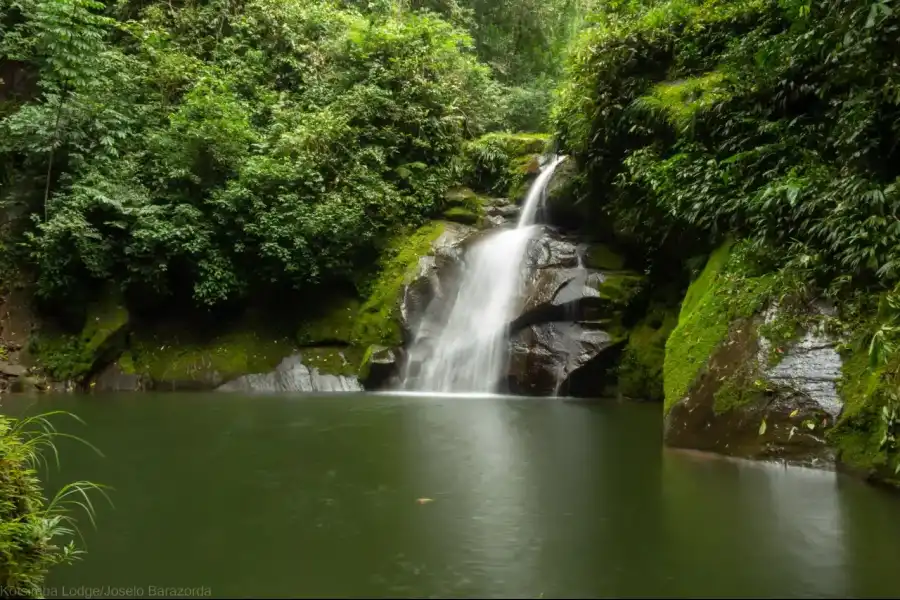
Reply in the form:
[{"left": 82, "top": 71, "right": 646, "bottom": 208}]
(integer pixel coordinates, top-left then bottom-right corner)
[
  {"left": 584, "top": 243, "right": 625, "bottom": 271},
  {"left": 827, "top": 345, "right": 900, "bottom": 486},
  {"left": 123, "top": 327, "right": 295, "bottom": 390},
  {"left": 358, "top": 344, "right": 399, "bottom": 389},
  {"left": 442, "top": 206, "right": 482, "bottom": 226},
  {"left": 30, "top": 295, "right": 130, "bottom": 383},
  {"left": 297, "top": 297, "right": 361, "bottom": 346},
  {"left": 293, "top": 221, "right": 446, "bottom": 355},
  {"left": 301, "top": 347, "right": 365, "bottom": 378},
  {"left": 544, "top": 157, "right": 581, "bottom": 227},
  {"left": 617, "top": 303, "right": 678, "bottom": 402},
  {"left": 662, "top": 241, "right": 776, "bottom": 413},
  {"left": 594, "top": 272, "right": 645, "bottom": 305},
  {"left": 352, "top": 221, "right": 446, "bottom": 348}
]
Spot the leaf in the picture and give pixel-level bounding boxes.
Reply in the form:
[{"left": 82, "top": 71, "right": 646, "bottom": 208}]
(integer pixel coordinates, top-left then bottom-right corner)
[
  {"left": 416, "top": 498, "right": 434, "bottom": 504},
  {"left": 789, "top": 409, "right": 799, "bottom": 418},
  {"left": 806, "top": 421, "right": 816, "bottom": 430},
  {"left": 788, "top": 426, "right": 797, "bottom": 440},
  {"left": 758, "top": 419, "right": 767, "bottom": 436}
]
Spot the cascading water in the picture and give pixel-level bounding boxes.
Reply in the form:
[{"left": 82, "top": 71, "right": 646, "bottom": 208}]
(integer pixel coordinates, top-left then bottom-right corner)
[{"left": 401, "top": 155, "right": 567, "bottom": 393}]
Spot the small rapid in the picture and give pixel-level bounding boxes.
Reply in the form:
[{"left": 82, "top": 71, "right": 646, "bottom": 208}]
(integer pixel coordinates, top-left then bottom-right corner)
[{"left": 401, "top": 155, "right": 567, "bottom": 393}]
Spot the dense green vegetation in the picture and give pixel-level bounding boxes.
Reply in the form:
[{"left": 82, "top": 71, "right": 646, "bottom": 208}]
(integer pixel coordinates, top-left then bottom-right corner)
[
  {"left": 4, "top": 0, "right": 900, "bottom": 588},
  {"left": 0, "top": 411, "right": 106, "bottom": 598},
  {"left": 0, "top": 0, "right": 593, "bottom": 325},
  {"left": 551, "top": 0, "right": 900, "bottom": 479}
]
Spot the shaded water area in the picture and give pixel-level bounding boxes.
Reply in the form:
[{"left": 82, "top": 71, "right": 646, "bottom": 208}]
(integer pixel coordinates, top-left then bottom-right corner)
[{"left": 5, "top": 392, "right": 900, "bottom": 598}]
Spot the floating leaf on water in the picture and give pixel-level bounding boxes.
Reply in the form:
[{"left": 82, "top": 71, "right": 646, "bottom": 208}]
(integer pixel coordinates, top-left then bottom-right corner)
[
  {"left": 789, "top": 409, "right": 799, "bottom": 418},
  {"left": 758, "top": 419, "right": 767, "bottom": 436},
  {"left": 806, "top": 421, "right": 816, "bottom": 430},
  {"left": 416, "top": 498, "right": 434, "bottom": 505}
]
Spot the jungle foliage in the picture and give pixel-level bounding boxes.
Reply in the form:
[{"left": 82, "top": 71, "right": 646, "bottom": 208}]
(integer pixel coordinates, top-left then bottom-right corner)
[
  {"left": 0, "top": 0, "right": 590, "bottom": 316},
  {"left": 553, "top": 0, "right": 900, "bottom": 297}
]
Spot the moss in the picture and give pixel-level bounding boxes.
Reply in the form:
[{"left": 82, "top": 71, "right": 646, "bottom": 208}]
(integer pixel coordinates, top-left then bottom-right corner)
[
  {"left": 618, "top": 303, "right": 678, "bottom": 401},
  {"left": 30, "top": 296, "right": 129, "bottom": 382},
  {"left": 442, "top": 206, "right": 482, "bottom": 225},
  {"left": 443, "top": 187, "right": 490, "bottom": 213},
  {"left": 584, "top": 244, "right": 625, "bottom": 270},
  {"left": 358, "top": 344, "right": 377, "bottom": 383},
  {"left": 353, "top": 221, "right": 445, "bottom": 348},
  {"left": 712, "top": 372, "right": 768, "bottom": 414},
  {"left": 663, "top": 241, "right": 775, "bottom": 414},
  {"left": 125, "top": 327, "right": 294, "bottom": 385},
  {"left": 301, "top": 347, "right": 364, "bottom": 377},
  {"left": 595, "top": 272, "right": 645, "bottom": 305},
  {"left": 296, "top": 297, "right": 361, "bottom": 346},
  {"left": 827, "top": 346, "right": 900, "bottom": 482}
]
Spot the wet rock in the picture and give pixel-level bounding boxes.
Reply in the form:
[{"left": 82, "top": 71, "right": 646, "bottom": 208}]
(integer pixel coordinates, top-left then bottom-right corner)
[
  {"left": 757, "top": 306, "right": 843, "bottom": 418},
  {"left": 664, "top": 305, "right": 843, "bottom": 469},
  {"left": 8, "top": 375, "right": 46, "bottom": 393},
  {"left": 92, "top": 360, "right": 144, "bottom": 392},
  {"left": 523, "top": 228, "right": 579, "bottom": 269},
  {"left": 217, "top": 353, "right": 361, "bottom": 393},
  {"left": 359, "top": 345, "right": 399, "bottom": 390},
  {"left": 0, "top": 361, "right": 27, "bottom": 377},
  {"left": 507, "top": 322, "right": 617, "bottom": 396},
  {"left": 399, "top": 222, "right": 476, "bottom": 341}
]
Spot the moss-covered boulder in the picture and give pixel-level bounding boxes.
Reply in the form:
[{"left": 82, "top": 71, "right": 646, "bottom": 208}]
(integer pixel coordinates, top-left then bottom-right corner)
[
  {"left": 543, "top": 157, "right": 582, "bottom": 228},
  {"left": 617, "top": 303, "right": 678, "bottom": 402},
  {"left": 662, "top": 241, "right": 843, "bottom": 467},
  {"left": 358, "top": 344, "right": 400, "bottom": 390},
  {"left": 461, "top": 132, "right": 550, "bottom": 199},
  {"left": 29, "top": 295, "right": 130, "bottom": 386},
  {"left": 441, "top": 187, "right": 488, "bottom": 227},
  {"left": 827, "top": 306, "right": 900, "bottom": 486},
  {"left": 217, "top": 350, "right": 363, "bottom": 393},
  {"left": 582, "top": 243, "right": 625, "bottom": 271},
  {"left": 120, "top": 325, "right": 296, "bottom": 391}
]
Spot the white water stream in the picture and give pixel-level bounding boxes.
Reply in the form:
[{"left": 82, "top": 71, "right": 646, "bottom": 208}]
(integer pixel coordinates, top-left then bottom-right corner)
[{"left": 402, "top": 155, "right": 567, "bottom": 393}]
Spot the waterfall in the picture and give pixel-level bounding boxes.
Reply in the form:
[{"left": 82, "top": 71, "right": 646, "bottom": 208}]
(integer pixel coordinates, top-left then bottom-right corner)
[{"left": 401, "top": 155, "right": 567, "bottom": 393}]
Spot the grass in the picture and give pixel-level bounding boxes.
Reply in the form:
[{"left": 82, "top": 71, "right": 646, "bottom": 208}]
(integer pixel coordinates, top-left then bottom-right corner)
[{"left": 0, "top": 410, "right": 110, "bottom": 595}]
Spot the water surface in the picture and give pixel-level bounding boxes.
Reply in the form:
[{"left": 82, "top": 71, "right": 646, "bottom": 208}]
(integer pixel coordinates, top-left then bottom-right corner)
[{"left": 5, "top": 392, "right": 900, "bottom": 598}]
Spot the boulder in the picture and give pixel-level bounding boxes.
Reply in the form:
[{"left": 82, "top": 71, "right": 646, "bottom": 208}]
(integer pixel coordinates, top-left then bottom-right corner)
[
  {"left": 92, "top": 360, "right": 145, "bottom": 392},
  {"left": 0, "top": 361, "right": 27, "bottom": 377},
  {"left": 217, "top": 353, "right": 362, "bottom": 393},
  {"left": 662, "top": 242, "right": 843, "bottom": 468},
  {"left": 507, "top": 322, "right": 618, "bottom": 396},
  {"left": 664, "top": 313, "right": 841, "bottom": 468},
  {"left": 399, "top": 222, "right": 476, "bottom": 341},
  {"left": 359, "top": 345, "right": 400, "bottom": 390}
]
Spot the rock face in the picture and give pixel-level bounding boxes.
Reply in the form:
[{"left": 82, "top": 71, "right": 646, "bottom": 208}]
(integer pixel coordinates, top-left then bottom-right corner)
[
  {"left": 359, "top": 345, "right": 399, "bottom": 390},
  {"left": 398, "top": 218, "right": 641, "bottom": 396},
  {"left": 504, "top": 227, "right": 638, "bottom": 395},
  {"left": 508, "top": 323, "right": 616, "bottom": 395},
  {"left": 663, "top": 244, "right": 844, "bottom": 468},
  {"left": 399, "top": 222, "right": 474, "bottom": 344},
  {"left": 217, "top": 353, "right": 361, "bottom": 393}
]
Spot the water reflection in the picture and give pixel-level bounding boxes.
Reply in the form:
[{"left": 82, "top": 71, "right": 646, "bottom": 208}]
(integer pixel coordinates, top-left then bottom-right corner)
[
  {"left": 3, "top": 392, "right": 896, "bottom": 599},
  {"left": 662, "top": 450, "right": 850, "bottom": 597}
]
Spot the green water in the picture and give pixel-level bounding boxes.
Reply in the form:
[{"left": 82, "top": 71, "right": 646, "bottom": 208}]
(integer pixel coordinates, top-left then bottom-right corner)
[{"left": 6, "top": 392, "right": 900, "bottom": 598}]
